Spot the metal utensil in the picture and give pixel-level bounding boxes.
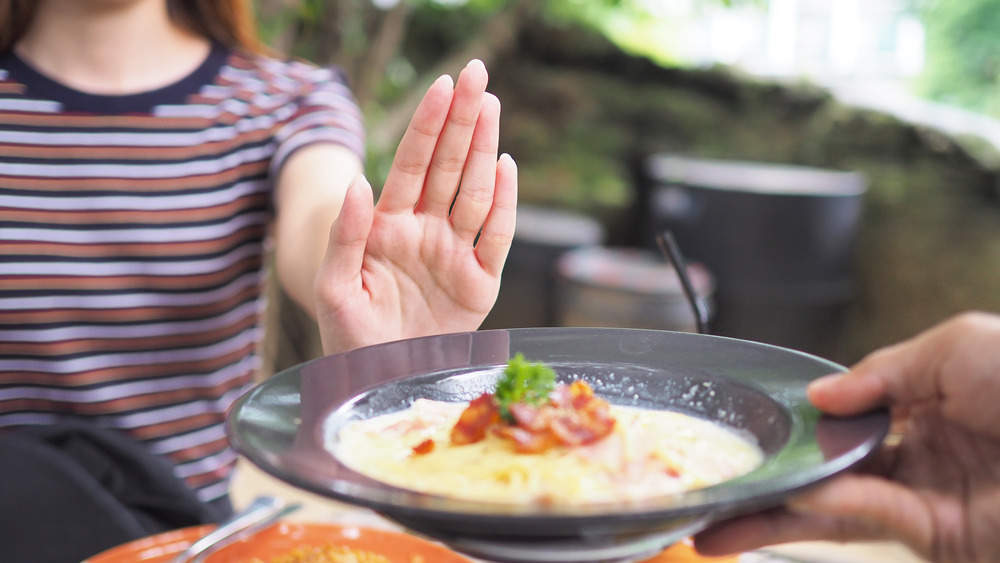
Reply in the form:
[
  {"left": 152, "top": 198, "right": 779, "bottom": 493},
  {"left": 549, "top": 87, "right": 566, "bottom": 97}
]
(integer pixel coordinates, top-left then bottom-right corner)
[
  {"left": 171, "top": 495, "right": 301, "bottom": 563},
  {"left": 657, "top": 230, "right": 711, "bottom": 334}
]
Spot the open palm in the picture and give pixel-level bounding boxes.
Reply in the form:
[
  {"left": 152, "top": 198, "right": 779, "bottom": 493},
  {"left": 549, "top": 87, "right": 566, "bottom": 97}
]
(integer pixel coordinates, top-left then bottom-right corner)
[{"left": 313, "top": 60, "right": 517, "bottom": 354}]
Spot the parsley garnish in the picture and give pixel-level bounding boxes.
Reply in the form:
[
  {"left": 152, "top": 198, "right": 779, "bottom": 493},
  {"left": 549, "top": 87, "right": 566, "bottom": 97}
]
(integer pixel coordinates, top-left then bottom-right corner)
[{"left": 494, "top": 353, "right": 556, "bottom": 423}]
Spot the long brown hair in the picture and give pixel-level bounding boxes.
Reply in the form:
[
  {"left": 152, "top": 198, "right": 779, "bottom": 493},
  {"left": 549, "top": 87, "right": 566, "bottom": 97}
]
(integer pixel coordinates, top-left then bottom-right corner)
[{"left": 0, "top": 0, "right": 266, "bottom": 55}]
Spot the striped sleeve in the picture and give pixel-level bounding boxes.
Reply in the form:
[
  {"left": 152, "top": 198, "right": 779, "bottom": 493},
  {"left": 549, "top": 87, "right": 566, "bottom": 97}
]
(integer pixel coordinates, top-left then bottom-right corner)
[{"left": 268, "top": 60, "right": 366, "bottom": 179}]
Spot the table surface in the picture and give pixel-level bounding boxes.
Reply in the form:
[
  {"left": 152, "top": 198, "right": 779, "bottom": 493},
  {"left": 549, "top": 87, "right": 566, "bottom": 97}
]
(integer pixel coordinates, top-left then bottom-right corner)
[{"left": 229, "top": 459, "right": 928, "bottom": 563}]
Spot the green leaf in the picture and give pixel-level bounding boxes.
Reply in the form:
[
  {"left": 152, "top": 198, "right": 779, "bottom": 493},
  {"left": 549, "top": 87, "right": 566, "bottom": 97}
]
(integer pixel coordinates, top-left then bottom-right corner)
[{"left": 494, "top": 353, "right": 557, "bottom": 423}]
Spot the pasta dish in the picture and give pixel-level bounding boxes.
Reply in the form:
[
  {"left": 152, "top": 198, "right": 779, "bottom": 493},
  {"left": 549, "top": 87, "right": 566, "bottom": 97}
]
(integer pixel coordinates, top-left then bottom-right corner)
[{"left": 332, "top": 356, "right": 764, "bottom": 505}]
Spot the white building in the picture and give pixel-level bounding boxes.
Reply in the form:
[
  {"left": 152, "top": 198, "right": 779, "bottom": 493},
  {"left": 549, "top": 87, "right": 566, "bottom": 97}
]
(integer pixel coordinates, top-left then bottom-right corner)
[
  {"left": 760, "top": 0, "right": 924, "bottom": 80},
  {"left": 610, "top": 0, "right": 1000, "bottom": 150},
  {"left": 629, "top": 0, "right": 924, "bottom": 84}
]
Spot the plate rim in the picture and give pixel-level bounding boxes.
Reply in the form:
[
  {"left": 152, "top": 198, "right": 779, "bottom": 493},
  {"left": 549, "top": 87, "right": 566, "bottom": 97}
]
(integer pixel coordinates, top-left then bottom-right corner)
[
  {"left": 227, "top": 327, "right": 888, "bottom": 530},
  {"left": 85, "top": 521, "right": 476, "bottom": 563}
]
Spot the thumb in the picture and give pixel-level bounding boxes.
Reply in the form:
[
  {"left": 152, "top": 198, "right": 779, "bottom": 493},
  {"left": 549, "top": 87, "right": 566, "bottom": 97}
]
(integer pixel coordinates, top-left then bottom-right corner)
[
  {"left": 318, "top": 174, "right": 373, "bottom": 290},
  {"left": 786, "top": 473, "right": 934, "bottom": 552},
  {"left": 806, "top": 335, "right": 931, "bottom": 416},
  {"left": 807, "top": 313, "right": 1000, "bottom": 428},
  {"left": 695, "top": 475, "right": 935, "bottom": 557}
]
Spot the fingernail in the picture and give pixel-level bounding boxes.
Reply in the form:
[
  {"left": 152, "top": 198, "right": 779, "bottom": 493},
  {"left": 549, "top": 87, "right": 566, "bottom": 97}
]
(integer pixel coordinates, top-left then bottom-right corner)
[
  {"left": 349, "top": 173, "right": 370, "bottom": 190},
  {"left": 807, "top": 373, "right": 844, "bottom": 395},
  {"left": 434, "top": 74, "right": 454, "bottom": 88},
  {"left": 466, "top": 58, "right": 485, "bottom": 69},
  {"left": 500, "top": 153, "right": 517, "bottom": 171},
  {"left": 785, "top": 494, "right": 818, "bottom": 514}
]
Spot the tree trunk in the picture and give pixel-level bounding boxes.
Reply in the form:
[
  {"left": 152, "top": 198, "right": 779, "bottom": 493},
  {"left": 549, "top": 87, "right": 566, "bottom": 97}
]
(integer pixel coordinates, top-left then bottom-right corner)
[
  {"left": 255, "top": 0, "right": 304, "bottom": 55},
  {"left": 353, "top": 2, "right": 414, "bottom": 106},
  {"left": 366, "top": 1, "right": 527, "bottom": 152}
]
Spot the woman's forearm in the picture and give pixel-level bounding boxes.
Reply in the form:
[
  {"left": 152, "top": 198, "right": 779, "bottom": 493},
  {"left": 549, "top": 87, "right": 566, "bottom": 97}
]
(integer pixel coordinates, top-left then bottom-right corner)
[{"left": 272, "top": 143, "right": 362, "bottom": 317}]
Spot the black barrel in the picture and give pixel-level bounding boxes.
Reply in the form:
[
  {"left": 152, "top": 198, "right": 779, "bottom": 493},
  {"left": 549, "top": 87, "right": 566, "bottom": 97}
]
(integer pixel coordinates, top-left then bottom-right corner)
[
  {"left": 482, "top": 205, "right": 606, "bottom": 329},
  {"left": 630, "top": 154, "right": 867, "bottom": 355},
  {"left": 553, "top": 246, "right": 715, "bottom": 333}
]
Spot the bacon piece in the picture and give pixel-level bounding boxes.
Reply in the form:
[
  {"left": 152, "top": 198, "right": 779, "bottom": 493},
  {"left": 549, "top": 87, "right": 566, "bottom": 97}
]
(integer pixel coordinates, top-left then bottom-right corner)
[
  {"left": 550, "top": 385, "right": 572, "bottom": 409},
  {"left": 412, "top": 438, "right": 435, "bottom": 455},
  {"left": 450, "top": 393, "right": 501, "bottom": 445},
  {"left": 568, "top": 379, "right": 597, "bottom": 409},
  {"left": 450, "top": 380, "right": 616, "bottom": 453},
  {"left": 549, "top": 403, "right": 615, "bottom": 446},
  {"left": 383, "top": 419, "right": 432, "bottom": 436},
  {"left": 545, "top": 381, "right": 616, "bottom": 446},
  {"left": 493, "top": 425, "right": 559, "bottom": 453},
  {"left": 550, "top": 380, "right": 595, "bottom": 409},
  {"left": 508, "top": 402, "right": 551, "bottom": 431}
]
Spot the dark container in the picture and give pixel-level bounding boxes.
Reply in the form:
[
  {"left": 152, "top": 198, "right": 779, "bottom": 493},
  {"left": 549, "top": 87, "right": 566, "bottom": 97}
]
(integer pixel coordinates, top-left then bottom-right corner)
[
  {"left": 554, "top": 246, "right": 715, "bottom": 333},
  {"left": 481, "top": 205, "right": 605, "bottom": 329},
  {"left": 630, "top": 154, "right": 867, "bottom": 355}
]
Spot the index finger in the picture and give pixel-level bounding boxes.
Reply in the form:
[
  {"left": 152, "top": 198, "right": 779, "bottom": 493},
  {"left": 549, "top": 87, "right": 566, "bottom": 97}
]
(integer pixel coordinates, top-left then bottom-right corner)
[
  {"left": 377, "top": 73, "right": 456, "bottom": 214},
  {"left": 808, "top": 312, "right": 1000, "bottom": 427},
  {"left": 416, "top": 59, "right": 490, "bottom": 217}
]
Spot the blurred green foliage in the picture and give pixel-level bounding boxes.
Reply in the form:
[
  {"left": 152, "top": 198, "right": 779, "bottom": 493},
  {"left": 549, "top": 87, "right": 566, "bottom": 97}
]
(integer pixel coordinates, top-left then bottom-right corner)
[
  {"left": 252, "top": 0, "right": 742, "bottom": 186},
  {"left": 917, "top": 0, "right": 1000, "bottom": 118},
  {"left": 254, "top": 0, "right": 744, "bottom": 97}
]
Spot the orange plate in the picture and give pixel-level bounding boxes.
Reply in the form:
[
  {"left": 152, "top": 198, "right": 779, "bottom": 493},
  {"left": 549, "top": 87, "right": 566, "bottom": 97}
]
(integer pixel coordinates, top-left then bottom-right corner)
[
  {"left": 85, "top": 523, "right": 738, "bottom": 563},
  {"left": 85, "top": 522, "right": 475, "bottom": 563},
  {"left": 641, "top": 539, "right": 741, "bottom": 563}
]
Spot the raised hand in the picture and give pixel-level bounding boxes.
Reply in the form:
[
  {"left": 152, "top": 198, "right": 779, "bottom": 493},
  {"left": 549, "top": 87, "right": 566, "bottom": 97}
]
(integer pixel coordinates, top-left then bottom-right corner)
[
  {"left": 314, "top": 60, "right": 517, "bottom": 354},
  {"left": 694, "top": 312, "right": 1000, "bottom": 563}
]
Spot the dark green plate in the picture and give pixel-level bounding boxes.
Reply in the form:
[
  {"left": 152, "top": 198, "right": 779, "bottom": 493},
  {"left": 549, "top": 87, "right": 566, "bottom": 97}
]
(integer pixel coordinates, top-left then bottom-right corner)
[{"left": 227, "top": 328, "right": 888, "bottom": 563}]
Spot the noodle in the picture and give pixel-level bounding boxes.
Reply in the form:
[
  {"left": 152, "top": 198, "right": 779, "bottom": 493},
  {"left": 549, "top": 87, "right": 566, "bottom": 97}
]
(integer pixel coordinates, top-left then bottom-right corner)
[{"left": 334, "top": 399, "right": 763, "bottom": 505}]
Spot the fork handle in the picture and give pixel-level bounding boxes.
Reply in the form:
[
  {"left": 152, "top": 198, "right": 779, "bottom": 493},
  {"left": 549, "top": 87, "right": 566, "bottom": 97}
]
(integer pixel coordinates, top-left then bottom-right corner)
[{"left": 171, "top": 496, "right": 300, "bottom": 563}]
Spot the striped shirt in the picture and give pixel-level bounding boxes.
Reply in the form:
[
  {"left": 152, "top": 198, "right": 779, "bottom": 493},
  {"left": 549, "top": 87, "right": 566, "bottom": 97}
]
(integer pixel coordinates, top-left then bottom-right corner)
[{"left": 0, "top": 44, "right": 365, "bottom": 502}]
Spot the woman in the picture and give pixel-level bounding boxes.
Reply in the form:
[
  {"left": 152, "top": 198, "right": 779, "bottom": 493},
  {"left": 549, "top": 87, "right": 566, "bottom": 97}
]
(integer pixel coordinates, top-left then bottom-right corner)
[{"left": 0, "top": 0, "right": 516, "bottom": 555}]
